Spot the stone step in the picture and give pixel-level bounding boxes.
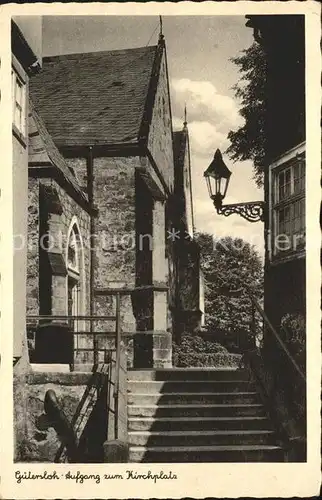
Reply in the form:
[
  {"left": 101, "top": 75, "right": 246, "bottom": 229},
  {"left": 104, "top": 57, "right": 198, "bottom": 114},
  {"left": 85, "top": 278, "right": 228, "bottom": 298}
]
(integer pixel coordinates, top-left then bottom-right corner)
[
  {"left": 128, "top": 403, "right": 265, "bottom": 418},
  {"left": 128, "top": 368, "right": 250, "bottom": 382},
  {"left": 128, "top": 444, "right": 285, "bottom": 463},
  {"left": 128, "top": 380, "right": 256, "bottom": 393},
  {"left": 30, "top": 363, "right": 70, "bottom": 373},
  {"left": 128, "top": 392, "right": 260, "bottom": 405},
  {"left": 128, "top": 429, "right": 276, "bottom": 447},
  {"left": 128, "top": 416, "right": 273, "bottom": 432}
]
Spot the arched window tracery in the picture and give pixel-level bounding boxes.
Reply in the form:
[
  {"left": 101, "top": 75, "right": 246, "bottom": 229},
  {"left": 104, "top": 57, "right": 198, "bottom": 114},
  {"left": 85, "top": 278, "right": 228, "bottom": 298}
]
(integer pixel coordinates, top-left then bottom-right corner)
[
  {"left": 66, "top": 222, "right": 84, "bottom": 331},
  {"left": 67, "top": 228, "right": 80, "bottom": 276}
]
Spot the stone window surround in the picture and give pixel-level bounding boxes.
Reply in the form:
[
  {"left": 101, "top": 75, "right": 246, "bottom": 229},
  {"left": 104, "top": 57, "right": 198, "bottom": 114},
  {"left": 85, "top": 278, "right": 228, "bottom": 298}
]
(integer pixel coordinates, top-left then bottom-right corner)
[{"left": 31, "top": 214, "right": 88, "bottom": 370}]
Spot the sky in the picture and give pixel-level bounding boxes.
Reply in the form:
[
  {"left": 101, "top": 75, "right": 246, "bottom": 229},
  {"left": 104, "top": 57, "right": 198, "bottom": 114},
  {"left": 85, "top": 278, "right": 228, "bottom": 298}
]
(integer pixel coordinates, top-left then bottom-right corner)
[{"left": 42, "top": 15, "right": 264, "bottom": 256}]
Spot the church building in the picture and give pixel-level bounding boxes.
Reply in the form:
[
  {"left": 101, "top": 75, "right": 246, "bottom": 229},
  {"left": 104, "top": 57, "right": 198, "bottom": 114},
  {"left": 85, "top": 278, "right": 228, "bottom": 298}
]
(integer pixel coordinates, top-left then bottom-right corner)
[{"left": 26, "top": 31, "right": 204, "bottom": 370}]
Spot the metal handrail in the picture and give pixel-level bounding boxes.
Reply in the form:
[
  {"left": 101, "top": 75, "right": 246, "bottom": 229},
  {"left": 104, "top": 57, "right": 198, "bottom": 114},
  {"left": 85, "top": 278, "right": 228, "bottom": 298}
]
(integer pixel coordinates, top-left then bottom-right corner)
[
  {"left": 94, "top": 284, "right": 168, "bottom": 296},
  {"left": 27, "top": 288, "right": 136, "bottom": 444},
  {"left": 53, "top": 362, "right": 111, "bottom": 462},
  {"left": 27, "top": 315, "right": 117, "bottom": 321},
  {"left": 27, "top": 285, "right": 169, "bottom": 443},
  {"left": 114, "top": 292, "right": 121, "bottom": 440}
]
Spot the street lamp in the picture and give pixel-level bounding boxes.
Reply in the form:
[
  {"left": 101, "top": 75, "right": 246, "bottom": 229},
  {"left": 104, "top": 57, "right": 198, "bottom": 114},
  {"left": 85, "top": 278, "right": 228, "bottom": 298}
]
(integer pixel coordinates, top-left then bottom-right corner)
[{"left": 204, "top": 149, "right": 265, "bottom": 223}]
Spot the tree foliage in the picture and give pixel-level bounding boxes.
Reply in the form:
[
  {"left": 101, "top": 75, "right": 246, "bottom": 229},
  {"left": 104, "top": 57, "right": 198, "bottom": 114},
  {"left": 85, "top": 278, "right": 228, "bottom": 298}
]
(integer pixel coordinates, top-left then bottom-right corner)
[
  {"left": 225, "top": 42, "right": 267, "bottom": 188},
  {"left": 196, "top": 233, "right": 263, "bottom": 350}
]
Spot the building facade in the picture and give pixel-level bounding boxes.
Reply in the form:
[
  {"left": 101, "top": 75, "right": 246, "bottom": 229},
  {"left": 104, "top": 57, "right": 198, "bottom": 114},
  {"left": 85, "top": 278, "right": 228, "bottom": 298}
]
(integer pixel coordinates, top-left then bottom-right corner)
[
  {"left": 246, "top": 15, "right": 306, "bottom": 458},
  {"left": 12, "top": 21, "right": 204, "bottom": 461},
  {"left": 11, "top": 15, "right": 43, "bottom": 462},
  {"left": 12, "top": 18, "right": 42, "bottom": 362},
  {"left": 246, "top": 15, "right": 306, "bottom": 330},
  {"left": 26, "top": 33, "right": 203, "bottom": 370}
]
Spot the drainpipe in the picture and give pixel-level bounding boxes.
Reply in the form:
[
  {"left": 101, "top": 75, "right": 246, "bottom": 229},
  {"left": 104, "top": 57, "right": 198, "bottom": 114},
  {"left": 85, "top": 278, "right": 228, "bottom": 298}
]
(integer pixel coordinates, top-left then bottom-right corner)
[{"left": 86, "top": 146, "right": 96, "bottom": 364}]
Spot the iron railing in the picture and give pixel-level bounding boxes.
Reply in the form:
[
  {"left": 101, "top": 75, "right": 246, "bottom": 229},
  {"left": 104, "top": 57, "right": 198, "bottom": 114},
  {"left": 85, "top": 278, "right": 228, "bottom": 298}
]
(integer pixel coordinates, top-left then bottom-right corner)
[
  {"left": 27, "top": 315, "right": 118, "bottom": 366},
  {"left": 251, "top": 298, "right": 305, "bottom": 382},
  {"left": 244, "top": 284, "right": 305, "bottom": 382},
  {"left": 27, "top": 285, "right": 168, "bottom": 443},
  {"left": 226, "top": 284, "right": 305, "bottom": 383},
  {"left": 27, "top": 292, "right": 125, "bottom": 441},
  {"left": 242, "top": 284, "right": 306, "bottom": 458},
  {"left": 53, "top": 361, "right": 111, "bottom": 462},
  {"left": 27, "top": 314, "right": 120, "bottom": 439}
]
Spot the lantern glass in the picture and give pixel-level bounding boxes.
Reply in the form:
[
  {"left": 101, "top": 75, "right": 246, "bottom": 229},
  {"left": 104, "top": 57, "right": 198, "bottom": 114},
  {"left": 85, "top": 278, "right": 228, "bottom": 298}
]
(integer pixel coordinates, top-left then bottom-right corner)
[
  {"left": 205, "top": 175, "right": 212, "bottom": 197},
  {"left": 218, "top": 177, "right": 222, "bottom": 196},
  {"left": 222, "top": 176, "right": 230, "bottom": 198},
  {"left": 209, "top": 174, "right": 230, "bottom": 199},
  {"left": 204, "top": 149, "right": 232, "bottom": 201}
]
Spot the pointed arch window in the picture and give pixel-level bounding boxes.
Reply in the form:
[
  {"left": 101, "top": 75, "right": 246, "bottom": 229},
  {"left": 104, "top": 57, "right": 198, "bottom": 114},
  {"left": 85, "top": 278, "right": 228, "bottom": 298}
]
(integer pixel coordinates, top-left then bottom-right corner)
[
  {"left": 67, "top": 228, "right": 80, "bottom": 276},
  {"left": 67, "top": 224, "right": 83, "bottom": 331}
]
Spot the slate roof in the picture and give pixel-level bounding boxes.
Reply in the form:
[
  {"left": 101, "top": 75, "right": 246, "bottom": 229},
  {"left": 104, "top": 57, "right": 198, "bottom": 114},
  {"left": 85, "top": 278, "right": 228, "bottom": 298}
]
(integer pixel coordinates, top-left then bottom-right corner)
[
  {"left": 28, "top": 100, "right": 88, "bottom": 204},
  {"left": 30, "top": 46, "right": 158, "bottom": 148}
]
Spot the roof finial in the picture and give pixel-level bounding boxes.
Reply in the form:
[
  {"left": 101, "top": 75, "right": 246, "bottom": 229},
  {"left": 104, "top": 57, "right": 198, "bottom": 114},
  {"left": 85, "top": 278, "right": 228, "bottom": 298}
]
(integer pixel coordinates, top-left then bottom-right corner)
[
  {"left": 183, "top": 104, "right": 188, "bottom": 128},
  {"left": 159, "top": 15, "right": 164, "bottom": 41}
]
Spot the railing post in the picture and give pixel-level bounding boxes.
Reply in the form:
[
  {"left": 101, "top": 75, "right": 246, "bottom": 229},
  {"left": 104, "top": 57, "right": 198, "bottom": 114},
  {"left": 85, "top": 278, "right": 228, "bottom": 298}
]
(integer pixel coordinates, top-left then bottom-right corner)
[
  {"left": 93, "top": 329, "right": 98, "bottom": 367},
  {"left": 114, "top": 292, "right": 121, "bottom": 440},
  {"left": 70, "top": 330, "right": 75, "bottom": 372},
  {"left": 70, "top": 318, "right": 75, "bottom": 372}
]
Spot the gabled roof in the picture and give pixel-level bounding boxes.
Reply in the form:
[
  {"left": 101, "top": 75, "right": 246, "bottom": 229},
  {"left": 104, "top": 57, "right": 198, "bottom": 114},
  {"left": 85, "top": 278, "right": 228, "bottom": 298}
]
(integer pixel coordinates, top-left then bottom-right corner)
[
  {"left": 28, "top": 100, "right": 89, "bottom": 206},
  {"left": 30, "top": 46, "right": 158, "bottom": 148}
]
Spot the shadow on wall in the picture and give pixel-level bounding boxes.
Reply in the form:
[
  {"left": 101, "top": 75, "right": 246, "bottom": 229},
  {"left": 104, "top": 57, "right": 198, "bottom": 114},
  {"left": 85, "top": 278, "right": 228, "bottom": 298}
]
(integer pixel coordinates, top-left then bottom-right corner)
[{"left": 14, "top": 368, "right": 110, "bottom": 463}]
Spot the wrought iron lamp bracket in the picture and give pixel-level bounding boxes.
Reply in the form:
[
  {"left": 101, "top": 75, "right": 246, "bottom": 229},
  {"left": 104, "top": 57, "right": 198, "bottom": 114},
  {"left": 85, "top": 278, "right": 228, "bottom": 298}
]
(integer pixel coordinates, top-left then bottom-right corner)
[{"left": 213, "top": 199, "right": 265, "bottom": 223}]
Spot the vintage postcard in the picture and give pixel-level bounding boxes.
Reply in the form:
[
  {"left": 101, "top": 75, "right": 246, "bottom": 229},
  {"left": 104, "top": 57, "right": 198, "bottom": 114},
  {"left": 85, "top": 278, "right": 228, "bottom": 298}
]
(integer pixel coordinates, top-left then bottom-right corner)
[{"left": 0, "top": 1, "right": 321, "bottom": 499}]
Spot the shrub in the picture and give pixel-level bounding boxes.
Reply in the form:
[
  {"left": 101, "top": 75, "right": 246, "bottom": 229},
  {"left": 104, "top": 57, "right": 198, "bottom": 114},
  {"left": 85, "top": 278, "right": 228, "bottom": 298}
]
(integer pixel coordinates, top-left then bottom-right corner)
[
  {"left": 172, "top": 334, "right": 242, "bottom": 368},
  {"left": 174, "top": 352, "right": 242, "bottom": 368},
  {"left": 280, "top": 313, "right": 306, "bottom": 371}
]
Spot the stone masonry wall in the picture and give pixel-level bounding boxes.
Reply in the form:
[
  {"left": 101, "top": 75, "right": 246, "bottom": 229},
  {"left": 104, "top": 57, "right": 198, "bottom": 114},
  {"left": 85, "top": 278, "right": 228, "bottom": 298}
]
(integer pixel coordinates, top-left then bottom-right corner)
[
  {"left": 92, "top": 156, "right": 137, "bottom": 290},
  {"left": 146, "top": 50, "right": 176, "bottom": 364},
  {"left": 148, "top": 50, "right": 174, "bottom": 191},
  {"left": 27, "top": 177, "right": 91, "bottom": 317},
  {"left": 92, "top": 156, "right": 137, "bottom": 318},
  {"left": 14, "top": 371, "right": 108, "bottom": 463},
  {"left": 71, "top": 156, "right": 138, "bottom": 365},
  {"left": 65, "top": 157, "right": 88, "bottom": 194},
  {"left": 48, "top": 180, "right": 91, "bottom": 316}
]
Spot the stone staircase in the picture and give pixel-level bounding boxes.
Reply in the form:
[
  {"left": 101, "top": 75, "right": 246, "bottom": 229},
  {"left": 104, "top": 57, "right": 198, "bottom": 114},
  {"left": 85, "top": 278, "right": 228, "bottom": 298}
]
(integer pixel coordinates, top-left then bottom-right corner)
[{"left": 127, "top": 368, "right": 286, "bottom": 462}]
